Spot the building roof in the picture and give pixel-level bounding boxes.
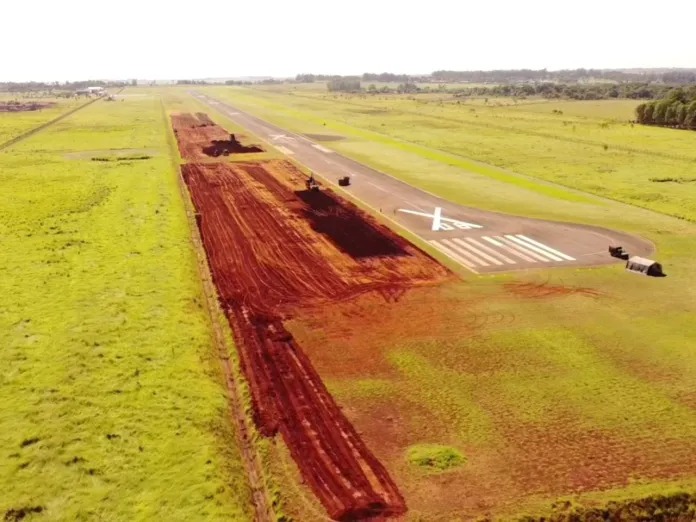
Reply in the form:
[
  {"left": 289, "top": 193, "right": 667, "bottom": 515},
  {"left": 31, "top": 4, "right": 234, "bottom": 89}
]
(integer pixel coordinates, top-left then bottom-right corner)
[{"left": 627, "top": 256, "right": 657, "bottom": 266}]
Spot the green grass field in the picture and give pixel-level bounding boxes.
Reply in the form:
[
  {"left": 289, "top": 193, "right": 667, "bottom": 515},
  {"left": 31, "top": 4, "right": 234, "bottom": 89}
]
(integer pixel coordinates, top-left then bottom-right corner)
[
  {"left": 4, "top": 82, "right": 696, "bottom": 521},
  {"left": 0, "top": 98, "right": 83, "bottom": 147},
  {"left": 0, "top": 92, "right": 252, "bottom": 521},
  {"left": 206, "top": 85, "right": 696, "bottom": 221},
  {"left": 196, "top": 85, "right": 696, "bottom": 520}
]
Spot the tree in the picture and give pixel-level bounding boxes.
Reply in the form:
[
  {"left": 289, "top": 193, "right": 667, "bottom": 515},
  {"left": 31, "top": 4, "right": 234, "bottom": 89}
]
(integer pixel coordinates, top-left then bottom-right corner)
[
  {"left": 686, "top": 101, "right": 696, "bottom": 129},
  {"left": 636, "top": 103, "right": 647, "bottom": 123},
  {"left": 327, "top": 78, "right": 361, "bottom": 92},
  {"left": 653, "top": 100, "right": 671, "bottom": 124}
]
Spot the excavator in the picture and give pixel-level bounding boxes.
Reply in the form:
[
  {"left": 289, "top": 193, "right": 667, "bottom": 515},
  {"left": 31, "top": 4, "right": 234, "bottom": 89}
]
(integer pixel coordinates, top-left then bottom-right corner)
[{"left": 305, "top": 172, "right": 320, "bottom": 192}]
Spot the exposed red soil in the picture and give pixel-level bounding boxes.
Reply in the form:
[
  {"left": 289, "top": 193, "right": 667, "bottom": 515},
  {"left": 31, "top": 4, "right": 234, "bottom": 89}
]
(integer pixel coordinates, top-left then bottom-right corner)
[
  {"left": 180, "top": 155, "right": 449, "bottom": 520},
  {"left": 288, "top": 286, "right": 481, "bottom": 379},
  {"left": 504, "top": 281, "right": 604, "bottom": 299},
  {"left": 172, "top": 113, "right": 263, "bottom": 160},
  {"left": 0, "top": 101, "right": 55, "bottom": 112}
]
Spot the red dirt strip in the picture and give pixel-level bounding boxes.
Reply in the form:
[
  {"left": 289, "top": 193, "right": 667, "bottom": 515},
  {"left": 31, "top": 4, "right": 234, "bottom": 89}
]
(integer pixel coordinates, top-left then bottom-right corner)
[
  {"left": 172, "top": 113, "right": 263, "bottom": 159},
  {"left": 175, "top": 113, "right": 448, "bottom": 520}
]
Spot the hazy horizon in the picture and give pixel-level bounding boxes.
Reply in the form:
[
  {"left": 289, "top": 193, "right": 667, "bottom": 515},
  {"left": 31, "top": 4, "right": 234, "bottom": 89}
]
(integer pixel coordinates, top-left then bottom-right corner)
[{"left": 3, "top": 0, "right": 695, "bottom": 82}]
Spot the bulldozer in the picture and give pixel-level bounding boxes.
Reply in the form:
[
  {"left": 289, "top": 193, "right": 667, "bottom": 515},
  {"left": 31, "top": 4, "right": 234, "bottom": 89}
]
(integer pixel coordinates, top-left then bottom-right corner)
[
  {"left": 306, "top": 173, "right": 319, "bottom": 192},
  {"left": 609, "top": 245, "right": 629, "bottom": 260}
]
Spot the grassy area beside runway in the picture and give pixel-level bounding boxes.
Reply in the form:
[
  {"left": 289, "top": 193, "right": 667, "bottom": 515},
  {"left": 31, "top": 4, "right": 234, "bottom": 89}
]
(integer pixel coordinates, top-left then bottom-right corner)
[
  {"left": 195, "top": 86, "right": 696, "bottom": 520},
  {"left": 205, "top": 85, "right": 696, "bottom": 222},
  {"left": 0, "top": 90, "right": 252, "bottom": 521},
  {"left": 0, "top": 97, "right": 83, "bottom": 146}
]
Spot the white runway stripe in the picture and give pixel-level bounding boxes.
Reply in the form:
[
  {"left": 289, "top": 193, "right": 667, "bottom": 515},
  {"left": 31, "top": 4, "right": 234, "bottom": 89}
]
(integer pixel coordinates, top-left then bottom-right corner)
[
  {"left": 433, "top": 234, "right": 574, "bottom": 270},
  {"left": 311, "top": 143, "right": 332, "bottom": 153},
  {"left": 496, "top": 236, "right": 551, "bottom": 262},
  {"left": 275, "top": 145, "right": 294, "bottom": 155},
  {"left": 452, "top": 238, "right": 504, "bottom": 266},
  {"left": 429, "top": 240, "right": 476, "bottom": 269},
  {"left": 516, "top": 235, "right": 576, "bottom": 261},
  {"left": 441, "top": 239, "right": 490, "bottom": 267},
  {"left": 463, "top": 237, "right": 516, "bottom": 264},
  {"left": 482, "top": 236, "right": 537, "bottom": 263},
  {"left": 504, "top": 235, "right": 563, "bottom": 262},
  {"left": 432, "top": 207, "right": 442, "bottom": 232}
]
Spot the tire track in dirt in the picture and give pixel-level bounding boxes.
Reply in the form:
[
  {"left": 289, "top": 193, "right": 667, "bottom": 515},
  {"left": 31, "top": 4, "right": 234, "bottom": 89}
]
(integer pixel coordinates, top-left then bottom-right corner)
[
  {"left": 173, "top": 112, "right": 450, "bottom": 521},
  {"left": 165, "top": 107, "right": 274, "bottom": 522}
]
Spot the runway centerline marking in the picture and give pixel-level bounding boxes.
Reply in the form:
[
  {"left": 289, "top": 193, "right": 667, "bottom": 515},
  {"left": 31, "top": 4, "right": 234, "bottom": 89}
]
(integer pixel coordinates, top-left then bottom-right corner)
[
  {"left": 311, "top": 144, "right": 333, "bottom": 153},
  {"left": 275, "top": 145, "right": 294, "bottom": 155},
  {"left": 432, "top": 207, "right": 442, "bottom": 231}
]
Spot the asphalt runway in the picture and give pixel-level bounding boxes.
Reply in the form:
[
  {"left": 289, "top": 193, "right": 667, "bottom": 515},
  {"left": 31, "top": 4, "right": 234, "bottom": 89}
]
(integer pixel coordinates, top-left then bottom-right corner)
[{"left": 190, "top": 91, "right": 654, "bottom": 274}]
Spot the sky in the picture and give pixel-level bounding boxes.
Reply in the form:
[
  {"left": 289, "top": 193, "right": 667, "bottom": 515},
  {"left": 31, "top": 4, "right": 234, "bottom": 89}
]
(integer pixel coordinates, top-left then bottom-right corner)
[{"left": 3, "top": 0, "right": 695, "bottom": 82}]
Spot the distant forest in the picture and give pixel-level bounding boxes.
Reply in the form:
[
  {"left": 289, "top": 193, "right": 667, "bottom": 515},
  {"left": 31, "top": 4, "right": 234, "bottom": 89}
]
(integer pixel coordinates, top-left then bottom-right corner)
[
  {"left": 635, "top": 87, "right": 696, "bottom": 129},
  {"left": 449, "top": 83, "right": 671, "bottom": 100},
  {"left": 430, "top": 69, "right": 696, "bottom": 84},
  {"left": 296, "top": 68, "right": 696, "bottom": 86},
  {"left": 0, "top": 80, "right": 132, "bottom": 92},
  {"left": 293, "top": 69, "right": 696, "bottom": 101}
]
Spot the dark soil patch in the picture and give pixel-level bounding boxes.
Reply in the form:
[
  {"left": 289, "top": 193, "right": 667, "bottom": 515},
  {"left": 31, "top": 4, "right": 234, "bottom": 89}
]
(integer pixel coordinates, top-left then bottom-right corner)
[
  {"left": 294, "top": 188, "right": 408, "bottom": 259},
  {"left": 4, "top": 506, "right": 44, "bottom": 521},
  {"left": 526, "top": 491, "right": 696, "bottom": 522},
  {"left": 0, "top": 102, "right": 55, "bottom": 113},
  {"left": 19, "top": 437, "right": 39, "bottom": 448},
  {"left": 202, "top": 134, "right": 263, "bottom": 156},
  {"left": 172, "top": 113, "right": 264, "bottom": 159},
  {"left": 505, "top": 281, "right": 603, "bottom": 299}
]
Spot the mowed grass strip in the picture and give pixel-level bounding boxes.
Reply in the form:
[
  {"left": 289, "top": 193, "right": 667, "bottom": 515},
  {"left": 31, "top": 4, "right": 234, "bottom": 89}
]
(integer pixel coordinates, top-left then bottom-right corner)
[
  {"left": 0, "top": 94, "right": 252, "bottom": 520},
  {"left": 208, "top": 85, "right": 696, "bottom": 222}
]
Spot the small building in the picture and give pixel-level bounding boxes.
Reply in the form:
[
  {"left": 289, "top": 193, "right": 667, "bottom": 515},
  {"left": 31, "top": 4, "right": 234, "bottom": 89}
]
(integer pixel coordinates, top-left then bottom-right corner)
[
  {"left": 626, "top": 256, "right": 664, "bottom": 277},
  {"left": 75, "top": 86, "right": 105, "bottom": 96}
]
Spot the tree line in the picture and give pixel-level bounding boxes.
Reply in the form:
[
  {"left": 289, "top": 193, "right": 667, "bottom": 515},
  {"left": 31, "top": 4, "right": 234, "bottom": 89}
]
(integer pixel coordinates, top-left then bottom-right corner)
[
  {"left": 450, "top": 82, "right": 670, "bottom": 100},
  {"left": 297, "top": 68, "right": 696, "bottom": 86},
  {"left": 432, "top": 68, "right": 696, "bottom": 84},
  {"left": 327, "top": 78, "right": 361, "bottom": 92},
  {"left": 636, "top": 87, "right": 696, "bottom": 129},
  {"left": 0, "top": 80, "right": 129, "bottom": 92}
]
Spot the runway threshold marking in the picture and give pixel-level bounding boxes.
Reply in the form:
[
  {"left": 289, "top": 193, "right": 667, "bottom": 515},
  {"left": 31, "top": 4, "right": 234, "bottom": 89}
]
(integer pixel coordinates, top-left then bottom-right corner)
[
  {"left": 482, "top": 236, "right": 537, "bottom": 263},
  {"left": 504, "top": 235, "right": 564, "bottom": 262},
  {"left": 516, "top": 234, "right": 576, "bottom": 261},
  {"left": 429, "top": 240, "right": 478, "bottom": 271},
  {"left": 434, "top": 234, "right": 577, "bottom": 269}
]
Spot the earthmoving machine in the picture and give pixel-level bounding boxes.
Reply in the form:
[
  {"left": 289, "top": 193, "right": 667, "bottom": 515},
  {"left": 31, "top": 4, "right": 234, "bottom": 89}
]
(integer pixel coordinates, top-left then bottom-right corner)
[
  {"left": 306, "top": 173, "right": 320, "bottom": 192},
  {"left": 609, "top": 245, "right": 629, "bottom": 260},
  {"left": 338, "top": 176, "right": 351, "bottom": 187}
]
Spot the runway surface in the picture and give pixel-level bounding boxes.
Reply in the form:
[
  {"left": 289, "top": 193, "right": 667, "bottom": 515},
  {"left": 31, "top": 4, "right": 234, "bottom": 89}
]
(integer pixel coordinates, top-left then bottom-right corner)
[{"left": 190, "top": 91, "right": 653, "bottom": 274}]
